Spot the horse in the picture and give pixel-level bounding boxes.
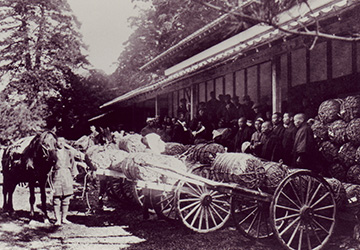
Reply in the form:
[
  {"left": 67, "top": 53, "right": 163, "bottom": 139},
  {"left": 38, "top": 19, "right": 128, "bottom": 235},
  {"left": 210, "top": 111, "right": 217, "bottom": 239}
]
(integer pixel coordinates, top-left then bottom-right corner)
[{"left": 2, "top": 131, "right": 58, "bottom": 221}]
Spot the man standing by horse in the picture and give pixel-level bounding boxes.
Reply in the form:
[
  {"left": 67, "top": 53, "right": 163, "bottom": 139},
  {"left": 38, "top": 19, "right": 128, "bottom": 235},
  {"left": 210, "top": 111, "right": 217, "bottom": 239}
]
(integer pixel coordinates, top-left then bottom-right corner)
[{"left": 51, "top": 137, "right": 77, "bottom": 225}]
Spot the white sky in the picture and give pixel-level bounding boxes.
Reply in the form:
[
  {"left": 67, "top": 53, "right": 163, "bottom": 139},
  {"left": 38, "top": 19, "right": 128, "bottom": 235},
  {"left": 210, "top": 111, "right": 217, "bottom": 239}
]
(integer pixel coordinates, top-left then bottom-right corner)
[{"left": 68, "top": 0, "right": 145, "bottom": 75}]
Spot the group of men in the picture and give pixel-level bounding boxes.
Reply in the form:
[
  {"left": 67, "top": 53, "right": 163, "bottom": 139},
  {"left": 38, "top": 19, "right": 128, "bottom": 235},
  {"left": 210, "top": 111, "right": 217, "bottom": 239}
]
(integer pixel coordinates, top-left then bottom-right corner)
[
  {"left": 231, "top": 112, "right": 318, "bottom": 171},
  {"left": 141, "top": 98, "right": 319, "bottom": 172}
]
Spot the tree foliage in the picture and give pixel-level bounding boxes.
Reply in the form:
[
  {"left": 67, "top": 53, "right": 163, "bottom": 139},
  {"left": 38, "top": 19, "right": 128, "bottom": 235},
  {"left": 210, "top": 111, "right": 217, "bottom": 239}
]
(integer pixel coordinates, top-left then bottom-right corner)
[
  {"left": 46, "top": 69, "right": 116, "bottom": 139},
  {"left": 111, "top": 0, "right": 221, "bottom": 95},
  {"left": 113, "top": 0, "right": 360, "bottom": 99},
  {"left": 0, "top": 0, "right": 91, "bottom": 143},
  {"left": 197, "top": 0, "right": 360, "bottom": 43},
  {"left": 0, "top": 0, "right": 87, "bottom": 76}
]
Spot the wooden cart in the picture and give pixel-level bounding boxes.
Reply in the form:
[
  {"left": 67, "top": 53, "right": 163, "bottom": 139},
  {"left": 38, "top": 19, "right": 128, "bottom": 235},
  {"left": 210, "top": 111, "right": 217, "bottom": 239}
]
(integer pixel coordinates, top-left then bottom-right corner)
[{"left": 92, "top": 160, "right": 336, "bottom": 250}]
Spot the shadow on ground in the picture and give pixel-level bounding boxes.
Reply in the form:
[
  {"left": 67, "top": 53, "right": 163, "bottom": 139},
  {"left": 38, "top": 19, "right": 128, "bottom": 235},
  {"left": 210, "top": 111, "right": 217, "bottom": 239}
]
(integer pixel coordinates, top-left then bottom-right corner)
[{"left": 1, "top": 185, "right": 360, "bottom": 250}]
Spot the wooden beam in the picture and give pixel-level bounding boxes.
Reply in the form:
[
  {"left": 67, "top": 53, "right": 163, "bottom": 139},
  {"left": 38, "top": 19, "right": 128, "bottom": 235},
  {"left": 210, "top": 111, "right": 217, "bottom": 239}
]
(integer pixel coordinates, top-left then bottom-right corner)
[{"left": 327, "top": 40, "right": 332, "bottom": 80}]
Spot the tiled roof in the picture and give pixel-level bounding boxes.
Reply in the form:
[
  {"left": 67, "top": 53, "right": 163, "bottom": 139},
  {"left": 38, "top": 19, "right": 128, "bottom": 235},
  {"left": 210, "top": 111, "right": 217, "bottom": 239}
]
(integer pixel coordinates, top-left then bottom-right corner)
[{"left": 100, "top": 0, "right": 358, "bottom": 109}]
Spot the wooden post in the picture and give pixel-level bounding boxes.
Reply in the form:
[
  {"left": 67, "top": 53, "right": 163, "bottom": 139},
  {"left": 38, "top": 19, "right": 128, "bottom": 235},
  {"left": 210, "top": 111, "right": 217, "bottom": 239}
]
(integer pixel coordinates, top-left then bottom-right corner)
[
  {"left": 272, "top": 56, "right": 281, "bottom": 113},
  {"left": 190, "top": 85, "right": 194, "bottom": 120},
  {"left": 155, "top": 95, "right": 159, "bottom": 117}
]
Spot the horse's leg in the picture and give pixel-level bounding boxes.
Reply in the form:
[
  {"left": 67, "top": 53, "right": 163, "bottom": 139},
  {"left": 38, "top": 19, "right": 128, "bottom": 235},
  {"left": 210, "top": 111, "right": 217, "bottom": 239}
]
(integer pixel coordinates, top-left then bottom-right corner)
[
  {"left": 2, "top": 175, "right": 8, "bottom": 212},
  {"left": 39, "top": 179, "right": 49, "bottom": 223},
  {"left": 29, "top": 181, "right": 35, "bottom": 218},
  {"left": 6, "top": 181, "right": 17, "bottom": 214}
]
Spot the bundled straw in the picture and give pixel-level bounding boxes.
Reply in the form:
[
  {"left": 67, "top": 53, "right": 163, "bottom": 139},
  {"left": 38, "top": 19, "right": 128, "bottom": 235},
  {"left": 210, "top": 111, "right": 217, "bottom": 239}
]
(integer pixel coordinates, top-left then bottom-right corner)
[
  {"left": 318, "top": 99, "right": 342, "bottom": 124},
  {"left": 184, "top": 143, "right": 226, "bottom": 164},
  {"left": 347, "top": 165, "right": 360, "bottom": 185},
  {"left": 118, "top": 134, "right": 146, "bottom": 153},
  {"left": 325, "top": 177, "right": 346, "bottom": 208},
  {"left": 261, "top": 162, "right": 289, "bottom": 192},
  {"left": 340, "top": 95, "right": 360, "bottom": 122},
  {"left": 338, "top": 142, "right": 357, "bottom": 168},
  {"left": 211, "top": 153, "right": 265, "bottom": 189},
  {"left": 346, "top": 118, "right": 360, "bottom": 146},
  {"left": 115, "top": 152, "right": 186, "bottom": 184},
  {"left": 85, "top": 144, "right": 128, "bottom": 170},
  {"left": 163, "top": 142, "right": 187, "bottom": 156},
  {"left": 328, "top": 120, "right": 348, "bottom": 145}
]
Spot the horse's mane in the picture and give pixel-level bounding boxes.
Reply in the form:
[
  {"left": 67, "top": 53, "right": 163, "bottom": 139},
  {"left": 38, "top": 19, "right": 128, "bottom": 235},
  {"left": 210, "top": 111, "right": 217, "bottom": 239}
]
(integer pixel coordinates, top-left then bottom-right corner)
[{"left": 23, "top": 130, "right": 57, "bottom": 166}]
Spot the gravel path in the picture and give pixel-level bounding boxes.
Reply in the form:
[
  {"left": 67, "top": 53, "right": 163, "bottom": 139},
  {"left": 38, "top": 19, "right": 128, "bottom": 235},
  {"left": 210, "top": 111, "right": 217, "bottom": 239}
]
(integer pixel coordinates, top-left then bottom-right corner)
[{"left": 0, "top": 185, "right": 359, "bottom": 250}]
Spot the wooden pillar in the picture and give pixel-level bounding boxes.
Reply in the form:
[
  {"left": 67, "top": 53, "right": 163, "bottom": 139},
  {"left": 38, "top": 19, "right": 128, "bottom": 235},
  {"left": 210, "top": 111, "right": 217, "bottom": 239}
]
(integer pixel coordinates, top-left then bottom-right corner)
[
  {"left": 190, "top": 85, "right": 194, "bottom": 120},
  {"left": 272, "top": 56, "right": 281, "bottom": 113},
  {"left": 155, "top": 95, "right": 159, "bottom": 117}
]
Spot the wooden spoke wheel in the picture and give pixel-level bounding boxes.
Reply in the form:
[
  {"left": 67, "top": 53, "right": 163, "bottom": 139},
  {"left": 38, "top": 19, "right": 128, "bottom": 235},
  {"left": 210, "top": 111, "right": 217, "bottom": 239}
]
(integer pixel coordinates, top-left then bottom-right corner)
[
  {"left": 107, "top": 177, "right": 135, "bottom": 204},
  {"left": 190, "top": 165, "right": 213, "bottom": 180},
  {"left": 151, "top": 187, "right": 178, "bottom": 221},
  {"left": 270, "top": 170, "right": 336, "bottom": 250},
  {"left": 176, "top": 181, "right": 232, "bottom": 233},
  {"left": 134, "top": 184, "right": 158, "bottom": 214},
  {"left": 232, "top": 195, "right": 273, "bottom": 239}
]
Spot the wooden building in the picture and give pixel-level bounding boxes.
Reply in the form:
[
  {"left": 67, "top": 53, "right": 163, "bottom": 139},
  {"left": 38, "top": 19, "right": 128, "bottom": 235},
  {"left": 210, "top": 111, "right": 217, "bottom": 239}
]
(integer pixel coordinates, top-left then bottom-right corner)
[{"left": 97, "top": 0, "right": 360, "bottom": 132}]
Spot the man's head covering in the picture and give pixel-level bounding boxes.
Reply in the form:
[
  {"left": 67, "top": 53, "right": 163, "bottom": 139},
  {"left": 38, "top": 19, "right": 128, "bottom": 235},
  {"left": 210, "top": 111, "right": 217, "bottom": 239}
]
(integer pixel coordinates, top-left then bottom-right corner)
[
  {"left": 252, "top": 103, "right": 261, "bottom": 109},
  {"left": 146, "top": 117, "right": 155, "bottom": 123},
  {"left": 243, "top": 95, "right": 251, "bottom": 101},
  {"left": 241, "top": 141, "right": 251, "bottom": 153},
  {"left": 256, "top": 117, "right": 264, "bottom": 123}
]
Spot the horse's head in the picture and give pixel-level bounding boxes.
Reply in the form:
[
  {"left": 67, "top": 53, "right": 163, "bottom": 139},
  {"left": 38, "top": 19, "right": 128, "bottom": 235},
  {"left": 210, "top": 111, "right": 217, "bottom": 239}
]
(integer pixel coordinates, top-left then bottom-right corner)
[{"left": 39, "top": 131, "right": 58, "bottom": 163}]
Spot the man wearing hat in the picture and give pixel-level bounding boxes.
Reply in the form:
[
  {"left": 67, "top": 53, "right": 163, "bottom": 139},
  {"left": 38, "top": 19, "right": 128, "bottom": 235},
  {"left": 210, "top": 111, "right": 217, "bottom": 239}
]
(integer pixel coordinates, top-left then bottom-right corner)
[
  {"left": 252, "top": 102, "right": 263, "bottom": 121},
  {"left": 140, "top": 117, "right": 157, "bottom": 136},
  {"left": 206, "top": 91, "right": 221, "bottom": 123},
  {"left": 231, "top": 95, "right": 242, "bottom": 119},
  {"left": 239, "top": 95, "right": 255, "bottom": 120}
]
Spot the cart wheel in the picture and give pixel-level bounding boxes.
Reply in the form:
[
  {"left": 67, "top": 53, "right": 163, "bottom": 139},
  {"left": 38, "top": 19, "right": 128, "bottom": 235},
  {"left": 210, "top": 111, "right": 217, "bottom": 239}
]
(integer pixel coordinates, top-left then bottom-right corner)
[
  {"left": 134, "top": 184, "right": 157, "bottom": 214},
  {"left": 270, "top": 170, "right": 336, "bottom": 250},
  {"left": 232, "top": 195, "right": 273, "bottom": 239},
  {"left": 190, "top": 165, "right": 213, "bottom": 180},
  {"left": 108, "top": 178, "right": 137, "bottom": 205},
  {"left": 151, "top": 187, "right": 178, "bottom": 221},
  {"left": 84, "top": 174, "right": 101, "bottom": 213},
  {"left": 176, "top": 181, "right": 232, "bottom": 233}
]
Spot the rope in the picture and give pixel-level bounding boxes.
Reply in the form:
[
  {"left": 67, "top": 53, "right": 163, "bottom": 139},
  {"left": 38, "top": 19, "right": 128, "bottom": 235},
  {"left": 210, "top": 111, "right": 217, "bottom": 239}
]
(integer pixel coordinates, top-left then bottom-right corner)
[
  {"left": 46, "top": 170, "right": 54, "bottom": 203},
  {"left": 81, "top": 171, "right": 91, "bottom": 199},
  {"left": 81, "top": 171, "right": 93, "bottom": 212}
]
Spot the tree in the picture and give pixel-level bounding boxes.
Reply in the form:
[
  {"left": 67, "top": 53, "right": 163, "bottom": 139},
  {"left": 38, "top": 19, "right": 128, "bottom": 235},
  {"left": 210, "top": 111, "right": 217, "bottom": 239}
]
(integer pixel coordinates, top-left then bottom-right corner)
[
  {"left": 0, "top": 0, "right": 88, "bottom": 77},
  {"left": 0, "top": 0, "right": 89, "bottom": 142},
  {"left": 113, "top": 0, "right": 360, "bottom": 99},
  {"left": 194, "top": 0, "right": 360, "bottom": 46},
  {"left": 0, "top": 91, "right": 47, "bottom": 145},
  {"left": 111, "top": 0, "right": 221, "bottom": 95},
  {"left": 46, "top": 69, "right": 116, "bottom": 139}
]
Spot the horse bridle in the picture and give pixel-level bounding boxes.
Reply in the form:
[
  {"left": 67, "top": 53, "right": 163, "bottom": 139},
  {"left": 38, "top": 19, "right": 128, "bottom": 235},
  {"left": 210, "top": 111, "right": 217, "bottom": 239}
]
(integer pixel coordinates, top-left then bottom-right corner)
[
  {"left": 41, "top": 144, "right": 50, "bottom": 159},
  {"left": 40, "top": 132, "right": 57, "bottom": 161}
]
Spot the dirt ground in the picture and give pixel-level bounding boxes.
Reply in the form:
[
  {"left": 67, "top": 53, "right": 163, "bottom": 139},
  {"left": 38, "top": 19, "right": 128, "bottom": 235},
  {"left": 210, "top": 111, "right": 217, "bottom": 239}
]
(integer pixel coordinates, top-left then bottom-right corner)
[{"left": 0, "top": 184, "right": 360, "bottom": 250}]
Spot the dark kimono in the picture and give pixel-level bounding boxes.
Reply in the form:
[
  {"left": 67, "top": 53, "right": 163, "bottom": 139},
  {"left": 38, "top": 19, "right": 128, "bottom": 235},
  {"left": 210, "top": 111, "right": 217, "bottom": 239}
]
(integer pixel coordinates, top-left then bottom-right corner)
[
  {"left": 292, "top": 123, "right": 318, "bottom": 171},
  {"left": 260, "top": 132, "right": 283, "bottom": 162},
  {"left": 233, "top": 126, "right": 255, "bottom": 152},
  {"left": 282, "top": 123, "right": 297, "bottom": 165}
]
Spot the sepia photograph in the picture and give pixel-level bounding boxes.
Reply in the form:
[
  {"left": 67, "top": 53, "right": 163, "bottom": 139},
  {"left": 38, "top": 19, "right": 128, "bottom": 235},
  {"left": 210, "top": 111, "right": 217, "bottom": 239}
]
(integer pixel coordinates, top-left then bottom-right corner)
[{"left": 0, "top": 0, "right": 360, "bottom": 249}]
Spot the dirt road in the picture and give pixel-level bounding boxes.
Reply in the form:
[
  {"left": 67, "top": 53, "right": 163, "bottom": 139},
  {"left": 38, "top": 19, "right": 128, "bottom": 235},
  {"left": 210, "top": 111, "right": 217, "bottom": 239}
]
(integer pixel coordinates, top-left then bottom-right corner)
[{"left": 0, "top": 185, "right": 359, "bottom": 250}]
